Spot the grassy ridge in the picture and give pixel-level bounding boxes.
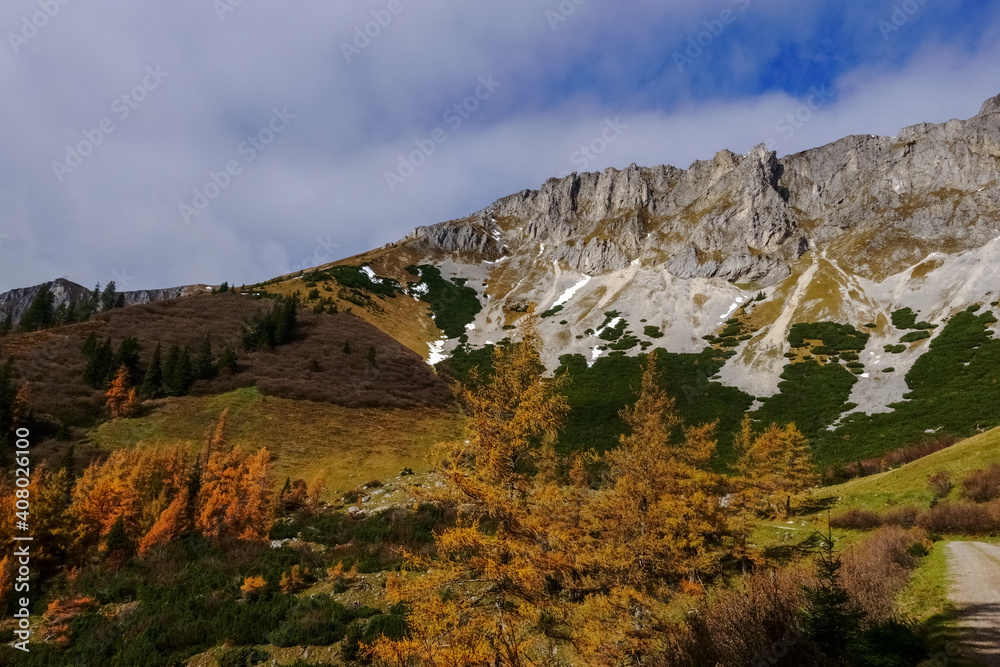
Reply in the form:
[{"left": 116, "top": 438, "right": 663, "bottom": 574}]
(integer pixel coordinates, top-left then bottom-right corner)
[
  {"left": 89, "top": 387, "right": 466, "bottom": 495},
  {"left": 815, "top": 427, "right": 1000, "bottom": 511}
]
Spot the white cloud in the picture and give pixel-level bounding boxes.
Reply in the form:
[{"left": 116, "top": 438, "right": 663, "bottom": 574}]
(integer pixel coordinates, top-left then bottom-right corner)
[{"left": 0, "top": 0, "right": 997, "bottom": 292}]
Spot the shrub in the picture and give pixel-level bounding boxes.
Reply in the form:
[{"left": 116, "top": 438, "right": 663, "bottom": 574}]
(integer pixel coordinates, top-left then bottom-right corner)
[
  {"left": 928, "top": 470, "right": 952, "bottom": 499},
  {"left": 961, "top": 464, "right": 1000, "bottom": 503},
  {"left": 900, "top": 330, "right": 931, "bottom": 344},
  {"left": 840, "top": 527, "right": 923, "bottom": 624},
  {"left": 918, "top": 500, "right": 1000, "bottom": 535},
  {"left": 685, "top": 569, "right": 818, "bottom": 666},
  {"left": 830, "top": 509, "right": 883, "bottom": 531},
  {"left": 643, "top": 325, "right": 664, "bottom": 339}
]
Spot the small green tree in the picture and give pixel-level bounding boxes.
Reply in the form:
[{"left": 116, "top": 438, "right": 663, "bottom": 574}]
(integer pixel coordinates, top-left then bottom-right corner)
[
  {"left": 100, "top": 281, "right": 118, "bottom": 312},
  {"left": 802, "top": 526, "right": 863, "bottom": 661},
  {"left": 217, "top": 344, "right": 239, "bottom": 375},
  {"left": 194, "top": 335, "right": 216, "bottom": 381},
  {"left": 116, "top": 336, "right": 142, "bottom": 384},
  {"left": 18, "top": 283, "right": 55, "bottom": 333},
  {"left": 140, "top": 344, "right": 164, "bottom": 398}
]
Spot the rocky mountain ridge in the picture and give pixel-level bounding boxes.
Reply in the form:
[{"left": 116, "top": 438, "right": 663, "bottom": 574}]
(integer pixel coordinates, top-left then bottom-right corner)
[
  {"left": 404, "top": 93, "right": 1000, "bottom": 286},
  {"left": 0, "top": 277, "right": 208, "bottom": 324}
]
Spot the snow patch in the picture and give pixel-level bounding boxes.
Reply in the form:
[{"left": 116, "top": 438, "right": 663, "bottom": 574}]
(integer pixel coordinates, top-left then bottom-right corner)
[
  {"left": 589, "top": 348, "right": 604, "bottom": 366},
  {"left": 599, "top": 317, "right": 622, "bottom": 332},
  {"left": 552, "top": 276, "right": 592, "bottom": 309},
  {"left": 719, "top": 302, "right": 740, "bottom": 322},
  {"left": 361, "top": 266, "right": 383, "bottom": 284},
  {"left": 465, "top": 323, "right": 476, "bottom": 331},
  {"left": 427, "top": 341, "right": 448, "bottom": 365}
]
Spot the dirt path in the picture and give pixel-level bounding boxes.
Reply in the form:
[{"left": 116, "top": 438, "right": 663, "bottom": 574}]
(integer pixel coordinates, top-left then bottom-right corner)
[{"left": 948, "top": 541, "right": 1000, "bottom": 665}]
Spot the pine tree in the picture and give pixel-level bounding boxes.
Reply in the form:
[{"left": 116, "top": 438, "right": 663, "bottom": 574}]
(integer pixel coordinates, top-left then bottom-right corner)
[
  {"left": 0, "top": 312, "right": 11, "bottom": 337},
  {"left": 194, "top": 335, "right": 216, "bottom": 381},
  {"left": 163, "top": 345, "right": 194, "bottom": 396},
  {"left": 218, "top": 281, "right": 229, "bottom": 293},
  {"left": 140, "top": 344, "right": 163, "bottom": 398},
  {"left": 802, "top": 527, "right": 863, "bottom": 661},
  {"left": 174, "top": 347, "right": 194, "bottom": 395},
  {"left": 162, "top": 345, "right": 179, "bottom": 393},
  {"left": 217, "top": 344, "right": 239, "bottom": 375},
  {"left": 103, "top": 515, "right": 132, "bottom": 559},
  {"left": 18, "top": 283, "right": 55, "bottom": 333},
  {"left": 83, "top": 338, "right": 115, "bottom": 389},
  {"left": 100, "top": 281, "right": 117, "bottom": 312},
  {"left": 53, "top": 302, "right": 69, "bottom": 326},
  {"left": 115, "top": 336, "right": 142, "bottom": 384}
]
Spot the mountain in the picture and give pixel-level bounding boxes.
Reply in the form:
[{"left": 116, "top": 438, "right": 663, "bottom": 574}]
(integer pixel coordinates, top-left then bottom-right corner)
[
  {"left": 324, "top": 94, "right": 1000, "bottom": 383},
  {"left": 236, "top": 93, "right": 1000, "bottom": 467},
  {"left": 3, "top": 94, "right": 999, "bottom": 469},
  {"left": 0, "top": 277, "right": 211, "bottom": 324}
]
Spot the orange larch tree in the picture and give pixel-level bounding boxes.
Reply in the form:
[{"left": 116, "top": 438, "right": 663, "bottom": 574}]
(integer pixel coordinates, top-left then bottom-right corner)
[{"left": 105, "top": 365, "right": 138, "bottom": 419}]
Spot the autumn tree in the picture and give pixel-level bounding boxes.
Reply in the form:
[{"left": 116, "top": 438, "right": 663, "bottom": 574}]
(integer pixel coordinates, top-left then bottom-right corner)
[
  {"left": 736, "top": 420, "right": 818, "bottom": 518},
  {"left": 194, "top": 413, "right": 275, "bottom": 542},
  {"left": 588, "top": 353, "right": 730, "bottom": 590},
  {"left": 106, "top": 365, "right": 138, "bottom": 419},
  {"left": 71, "top": 445, "right": 191, "bottom": 552},
  {"left": 369, "top": 344, "right": 747, "bottom": 666},
  {"left": 368, "top": 319, "right": 571, "bottom": 665}
]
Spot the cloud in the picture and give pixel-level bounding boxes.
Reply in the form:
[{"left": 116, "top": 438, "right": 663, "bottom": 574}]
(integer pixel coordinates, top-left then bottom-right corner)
[{"left": 0, "top": 0, "right": 997, "bottom": 292}]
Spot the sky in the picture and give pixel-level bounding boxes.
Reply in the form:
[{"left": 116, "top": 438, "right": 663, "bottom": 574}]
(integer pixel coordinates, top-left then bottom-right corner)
[{"left": 0, "top": 0, "right": 998, "bottom": 293}]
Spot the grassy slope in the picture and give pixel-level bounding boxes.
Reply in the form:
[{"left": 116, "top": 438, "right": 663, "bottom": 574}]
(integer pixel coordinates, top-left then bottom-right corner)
[
  {"left": 88, "top": 387, "right": 466, "bottom": 496},
  {"left": 257, "top": 246, "right": 443, "bottom": 359},
  {"left": 814, "top": 426, "right": 1000, "bottom": 511}
]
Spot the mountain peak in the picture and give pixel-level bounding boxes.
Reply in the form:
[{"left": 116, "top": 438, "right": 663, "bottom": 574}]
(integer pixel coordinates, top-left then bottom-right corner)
[{"left": 980, "top": 93, "right": 1000, "bottom": 117}]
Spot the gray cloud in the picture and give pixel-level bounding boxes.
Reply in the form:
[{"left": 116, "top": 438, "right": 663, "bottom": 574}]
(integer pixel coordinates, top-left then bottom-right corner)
[{"left": 0, "top": 0, "right": 997, "bottom": 292}]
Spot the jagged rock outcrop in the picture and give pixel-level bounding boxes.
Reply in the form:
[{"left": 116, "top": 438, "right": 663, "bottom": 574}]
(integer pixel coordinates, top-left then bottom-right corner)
[{"left": 403, "top": 95, "right": 1000, "bottom": 285}]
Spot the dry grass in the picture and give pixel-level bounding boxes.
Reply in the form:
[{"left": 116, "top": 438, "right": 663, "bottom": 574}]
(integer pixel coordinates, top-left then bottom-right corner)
[{"left": 88, "top": 387, "right": 467, "bottom": 497}]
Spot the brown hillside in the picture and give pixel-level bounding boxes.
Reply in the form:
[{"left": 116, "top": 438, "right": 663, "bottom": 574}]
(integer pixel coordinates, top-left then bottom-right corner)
[{"left": 0, "top": 293, "right": 453, "bottom": 423}]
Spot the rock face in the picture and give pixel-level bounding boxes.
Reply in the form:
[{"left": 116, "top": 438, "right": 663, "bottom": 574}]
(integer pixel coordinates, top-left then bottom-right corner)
[{"left": 404, "top": 95, "right": 1000, "bottom": 285}]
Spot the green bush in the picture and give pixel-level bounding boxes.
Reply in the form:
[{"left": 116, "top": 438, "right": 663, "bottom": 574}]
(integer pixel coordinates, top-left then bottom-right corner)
[
  {"left": 787, "top": 322, "right": 869, "bottom": 352},
  {"left": 643, "top": 325, "right": 664, "bottom": 339},
  {"left": 900, "top": 331, "right": 931, "bottom": 343},
  {"left": 539, "top": 305, "right": 564, "bottom": 318},
  {"left": 410, "top": 265, "right": 482, "bottom": 338},
  {"left": 820, "top": 308, "right": 1000, "bottom": 466}
]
